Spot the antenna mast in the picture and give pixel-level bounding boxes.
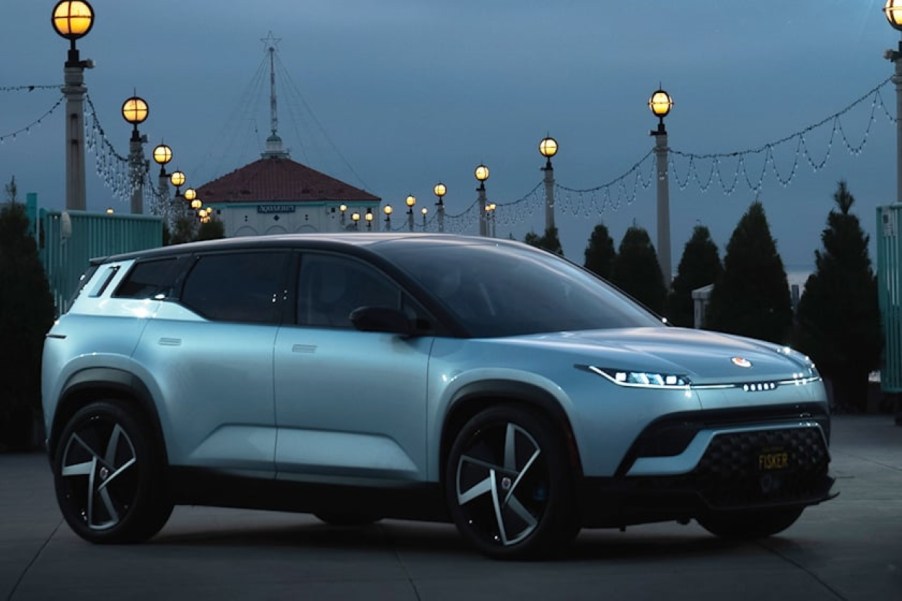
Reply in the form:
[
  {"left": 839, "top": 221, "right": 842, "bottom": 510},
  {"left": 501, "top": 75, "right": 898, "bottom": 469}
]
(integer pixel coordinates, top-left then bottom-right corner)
[{"left": 260, "top": 32, "right": 289, "bottom": 159}]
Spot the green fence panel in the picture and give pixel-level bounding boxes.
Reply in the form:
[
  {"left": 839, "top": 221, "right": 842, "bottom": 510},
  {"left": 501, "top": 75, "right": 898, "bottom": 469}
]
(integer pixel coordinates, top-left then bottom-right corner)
[
  {"left": 39, "top": 210, "right": 163, "bottom": 314},
  {"left": 877, "top": 205, "right": 902, "bottom": 393}
]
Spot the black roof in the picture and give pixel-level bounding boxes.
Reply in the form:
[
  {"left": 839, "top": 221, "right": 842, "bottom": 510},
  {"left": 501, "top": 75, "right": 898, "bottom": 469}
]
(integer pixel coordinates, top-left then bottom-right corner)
[{"left": 98, "top": 233, "right": 525, "bottom": 264}]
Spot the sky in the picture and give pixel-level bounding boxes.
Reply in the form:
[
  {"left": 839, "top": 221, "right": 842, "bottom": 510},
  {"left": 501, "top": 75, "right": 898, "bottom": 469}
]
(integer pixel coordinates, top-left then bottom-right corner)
[{"left": 1, "top": 0, "right": 898, "bottom": 273}]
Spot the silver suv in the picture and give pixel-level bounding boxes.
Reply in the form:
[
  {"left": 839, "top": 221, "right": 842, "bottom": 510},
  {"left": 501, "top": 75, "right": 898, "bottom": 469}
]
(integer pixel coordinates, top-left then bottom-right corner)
[{"left": 43, "top": 234, "right": 833, "bottom": 558}]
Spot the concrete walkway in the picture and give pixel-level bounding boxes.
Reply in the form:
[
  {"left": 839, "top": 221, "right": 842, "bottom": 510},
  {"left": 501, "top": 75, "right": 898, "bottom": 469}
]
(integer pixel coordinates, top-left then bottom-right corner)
[{"left": 1, "top": 415, "right": 900, "bottom": 600}]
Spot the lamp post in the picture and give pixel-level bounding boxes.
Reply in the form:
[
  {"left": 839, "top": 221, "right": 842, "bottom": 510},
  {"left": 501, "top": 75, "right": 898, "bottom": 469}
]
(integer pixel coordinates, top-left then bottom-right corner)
[
  {"left": 434, "top": 182, "right": 447, "bottom": 233},
  {"left": 405, "top": 194, "right": 417, "bottom": 232},
  {"left": 121, "top": 94, "right": 148, "bottom": 214},
  {"left": 649, "top": 88, "right": 673, "bottom": 287},
  {"left": 52, "top": 0, "right": 95, "bottom": 211},
  {"left": 339, "top": 203, "right": 348, "bottom": 228},
  {"left": 885, "top": 1, "right": 902, "bottom": 205},
  {"left": 383, "top": 204, "right": 393, "bottom": 230},
  {"left": 365, "top": 208, "right": 374, "bottom": 231},
  {"left": 539, "top": 136, "right": 558, "bottom": 232},
  {"left": 351, "top": 211, "right": 361, "bottom": 230},
  {"left": 152, "top": 142, "right": 173, "bottom": 221},
  {"left": 475, "top": 164, "right": 490, "bottom": 237},
  {"left": 421, "top": 206, "right": 429, "bottom": 231}
]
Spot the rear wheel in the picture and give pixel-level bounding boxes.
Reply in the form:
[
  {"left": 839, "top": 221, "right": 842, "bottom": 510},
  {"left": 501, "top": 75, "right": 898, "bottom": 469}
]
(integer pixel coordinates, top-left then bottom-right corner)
[
  {"left": 697, "top": 507, "right": 804, "bottom": 539},
  {"left": 53, "top": 401, "right": 172, "bottom": 543},
  {"left": 445, "top": 404, "right": 578, "bottom": 559}
]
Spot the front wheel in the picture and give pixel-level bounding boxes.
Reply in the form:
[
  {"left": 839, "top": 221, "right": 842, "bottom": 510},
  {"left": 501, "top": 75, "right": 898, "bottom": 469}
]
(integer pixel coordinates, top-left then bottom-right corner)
[
  {"left": 53, "top": 401, "right": 172, "bottom": 543},
  {"left": 445, "top": 405, "right": 578, "bottom": 559},
  {"left": 697, "top": 507, "right": 804, "bottom": 539}
]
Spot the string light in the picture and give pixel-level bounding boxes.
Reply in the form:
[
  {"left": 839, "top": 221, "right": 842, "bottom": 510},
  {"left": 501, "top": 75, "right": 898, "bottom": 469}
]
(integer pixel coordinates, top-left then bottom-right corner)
[
  {"left": 0, "top": 96, "right": 64, "bottom": 143},
  {"left": 0, "top": 85, "right": 62, "bottom": 93}
]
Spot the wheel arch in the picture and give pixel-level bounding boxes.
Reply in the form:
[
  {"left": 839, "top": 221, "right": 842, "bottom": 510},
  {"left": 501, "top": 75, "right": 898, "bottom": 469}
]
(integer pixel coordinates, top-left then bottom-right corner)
[
  {"left": 439, "top": 380, "right": 583, "bottom": 483},
  {"left": 49, "top": 368, "right": 167, "bottom": 463}
]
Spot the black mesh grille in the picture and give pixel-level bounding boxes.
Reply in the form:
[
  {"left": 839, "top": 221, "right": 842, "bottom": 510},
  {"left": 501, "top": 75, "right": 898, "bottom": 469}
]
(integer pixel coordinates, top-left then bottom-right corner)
[{"left": 690, "top": 427, "right": 830, "bottom": 508}]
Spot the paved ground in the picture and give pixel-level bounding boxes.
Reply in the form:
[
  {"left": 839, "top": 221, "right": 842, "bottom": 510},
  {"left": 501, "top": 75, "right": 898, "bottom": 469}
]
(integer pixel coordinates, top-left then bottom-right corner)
[{"left": 1, "top": 415, "right": 900, "bottom": 601}]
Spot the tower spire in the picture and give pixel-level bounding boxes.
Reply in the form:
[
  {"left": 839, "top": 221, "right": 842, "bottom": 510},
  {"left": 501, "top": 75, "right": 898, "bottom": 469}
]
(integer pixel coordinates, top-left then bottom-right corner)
[{"left": 260, "top": 31, "right": 289, "bottom": 159}]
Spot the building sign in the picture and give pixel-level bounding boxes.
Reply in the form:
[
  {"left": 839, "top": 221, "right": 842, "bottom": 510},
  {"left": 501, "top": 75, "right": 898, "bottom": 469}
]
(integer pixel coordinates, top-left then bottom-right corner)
[{"left": 257, "top": 205, "right": 297, "bottom": 214}]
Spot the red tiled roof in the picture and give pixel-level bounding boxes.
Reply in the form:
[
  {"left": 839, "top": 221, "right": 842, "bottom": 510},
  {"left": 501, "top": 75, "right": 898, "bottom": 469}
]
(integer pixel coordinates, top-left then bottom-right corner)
[{"left": 196, "top": 157, "right": 380, "bottom": 204}]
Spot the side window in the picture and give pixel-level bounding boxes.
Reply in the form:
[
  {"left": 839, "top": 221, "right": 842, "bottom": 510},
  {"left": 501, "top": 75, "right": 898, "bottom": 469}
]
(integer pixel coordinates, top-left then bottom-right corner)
[
  {"left": 181, "top": 252, "right": 288, "bottom": 324},
  {"left": 115, "top": 258, "right": 181, "bottom": 299},
  {"left": 298, "top": 254, "right": 400, "bottom": 328}
]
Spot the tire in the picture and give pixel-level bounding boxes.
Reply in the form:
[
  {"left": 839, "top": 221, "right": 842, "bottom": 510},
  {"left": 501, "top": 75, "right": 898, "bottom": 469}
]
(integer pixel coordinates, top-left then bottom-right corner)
[
  {"left": 314, "top": 512, "right": 382, "bottom": 527},
  {"left": 697, "top": 507, "right": 804, "bottom": 539},
  {"left": 53, "top": 401, "right": 173, "bottom": 543},
  {"left": 445, "top": 404, "right": 578, "bottom": 559}
]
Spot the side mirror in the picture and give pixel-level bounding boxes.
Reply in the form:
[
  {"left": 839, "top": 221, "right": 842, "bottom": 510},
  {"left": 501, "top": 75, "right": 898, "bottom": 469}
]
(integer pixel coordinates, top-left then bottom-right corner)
[{"left": 350, "top": 306, "right": 414, "bottom": 336}]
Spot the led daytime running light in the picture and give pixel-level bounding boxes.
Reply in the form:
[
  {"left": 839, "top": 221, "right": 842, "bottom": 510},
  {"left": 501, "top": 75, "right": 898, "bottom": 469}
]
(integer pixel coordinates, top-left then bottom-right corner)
[{"left": 589, "top": 366, "right": 690, "bottom": 388}]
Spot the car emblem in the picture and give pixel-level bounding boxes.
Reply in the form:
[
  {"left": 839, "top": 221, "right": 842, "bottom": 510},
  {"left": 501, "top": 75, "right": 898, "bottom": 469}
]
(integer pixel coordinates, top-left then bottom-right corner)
[{"left": 731, "top": 357, "right": 752, "bottom": 368}]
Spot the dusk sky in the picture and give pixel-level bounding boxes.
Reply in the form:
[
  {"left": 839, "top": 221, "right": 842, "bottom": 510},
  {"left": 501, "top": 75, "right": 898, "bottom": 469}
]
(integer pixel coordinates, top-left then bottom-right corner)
[{"left": 1, "top": 1, "right": 898, "bottom": 272}]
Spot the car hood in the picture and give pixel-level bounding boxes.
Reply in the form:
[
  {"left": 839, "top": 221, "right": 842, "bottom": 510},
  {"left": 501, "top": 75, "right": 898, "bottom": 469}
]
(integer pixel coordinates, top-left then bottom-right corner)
[{"left": 520, "top": 327, "right": 814, "bottom": 385}]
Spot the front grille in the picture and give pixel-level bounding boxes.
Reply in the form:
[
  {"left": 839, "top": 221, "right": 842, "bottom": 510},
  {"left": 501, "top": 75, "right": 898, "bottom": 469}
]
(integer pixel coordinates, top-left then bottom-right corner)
[{"left": 691, "top": 427, "right": 830, "bottom": 508}]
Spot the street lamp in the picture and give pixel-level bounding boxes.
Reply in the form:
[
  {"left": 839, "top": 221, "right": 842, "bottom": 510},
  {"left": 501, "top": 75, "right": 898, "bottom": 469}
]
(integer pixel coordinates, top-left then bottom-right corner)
[
  {"left": 421, "top": 206, "right": 429, "bottom": 231},
  {"left": 475, "top": 164, "right": 490, "bottom": 236},
  {"left": 365, "top": 208, "right": 374, "bottom": 231},
  {"left": 339, "top": 203, "right": 348, "bottom": 227},
  {"left": 649, "top": 87, "right": 673, "bottom": 287},
  {"left": 383, "top": 204, "right": 393, "bottom": 229},
  {"left": 152, "top": 142, "right": 173, "bottom": 221},
  {"left": 405, "top": 194, "right": 417, "bottom": 232},
  {"left": 433, "top": 182, "right": 447, "bottom": 233},
  {"left": 169, "top": 170, "right": 186, "bottom": 196},
  {"left": 52, "top": 0, "right": 95, "bottom": 211},
  {"left": 183, "top": 187, "right": 197, "bottom": 205},
  {"left": 351, "top": 211, "right": 361, "bottom": 230},
  {"left": 539, "top": 136, "right": 558, "bottom": 233},
  {"left": 121, "top": 94, "right": 148, "bottom": 214},
  {"left": 485, "top": 202, "right": 497, "bottom": 238},
  {"left": 885, "top": 1, "right": 902, "bottom": 205}
]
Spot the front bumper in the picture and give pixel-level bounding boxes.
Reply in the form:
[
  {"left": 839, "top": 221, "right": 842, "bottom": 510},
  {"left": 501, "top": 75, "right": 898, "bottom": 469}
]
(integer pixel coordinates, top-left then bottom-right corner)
[{"left": 577, "top": 404, "right": 835, "bottom": 527}]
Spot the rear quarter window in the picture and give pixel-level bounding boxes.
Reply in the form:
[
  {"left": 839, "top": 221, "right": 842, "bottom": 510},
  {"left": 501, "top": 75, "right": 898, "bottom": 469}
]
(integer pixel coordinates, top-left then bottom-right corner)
[{"left": 114, "top": 258, "right": 182, "bottom": 300}]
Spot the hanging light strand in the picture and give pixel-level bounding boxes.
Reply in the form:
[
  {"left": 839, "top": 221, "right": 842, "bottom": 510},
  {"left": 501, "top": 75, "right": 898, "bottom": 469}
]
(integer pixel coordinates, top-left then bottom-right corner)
[
  {"left": 668, "top": 76, "right": 894, "bottom": 194},
  {"left": 0, "top": 95, "right": 64, "bottom": 143},
  {"left": 0, "top": 84, "right": 62, "bottom": 93},
  {"left": 83, "top": 92, "right": 136, "bottom": 203}
]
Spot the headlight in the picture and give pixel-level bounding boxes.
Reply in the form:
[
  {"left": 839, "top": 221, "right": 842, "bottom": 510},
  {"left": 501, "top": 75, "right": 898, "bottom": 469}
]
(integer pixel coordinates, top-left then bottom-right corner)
[{"left": 586, "top": 366, "right": 691, "bottom": 389}]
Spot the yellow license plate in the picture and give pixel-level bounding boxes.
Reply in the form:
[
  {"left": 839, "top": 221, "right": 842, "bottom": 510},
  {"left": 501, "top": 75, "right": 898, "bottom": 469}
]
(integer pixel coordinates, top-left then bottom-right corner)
[{"left": 758, "top": 449, "right": 789, "bottom": 471}]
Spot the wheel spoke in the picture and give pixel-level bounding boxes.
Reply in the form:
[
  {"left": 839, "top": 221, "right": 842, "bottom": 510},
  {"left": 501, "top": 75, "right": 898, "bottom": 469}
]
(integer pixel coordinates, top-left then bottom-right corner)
[
  {"left": 458, "top": 472, "right": 494, "bottom": 505},
  {"left": 86, "top": 456, "right": 97, "bottom": 527},
  {"left": 61, "top": 460, "right": 94, "bottom": 477},
  {"left": 98, "top": 488, "right": 120, "bottom": 524},
  {"left": 104, "top": 424, "right": 127, "bottom": 466},
  {"left": 506, "top": 494, "right": 538, "bottom": 537},
  {"left": 459, "top": 454, "right": 505, "bottom": 474},
  {"left": 504, "top": 423, "right": 517, "bottom": 471},
  {"left": 71, "top": 433, "right": 102, "bottom": 462},
  {"left": 97, "top": 457, "right": 136, "bottom": 491},
  {"left": 489, "top": 471, "right": 510, "bottom": 545},
  {"left": 504, "top": 447, "right": 540, "bottom": 505}
]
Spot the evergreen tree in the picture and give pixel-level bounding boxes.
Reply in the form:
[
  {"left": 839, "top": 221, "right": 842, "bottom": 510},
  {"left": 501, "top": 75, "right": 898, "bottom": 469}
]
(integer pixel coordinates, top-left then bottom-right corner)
[
  {"left": 707, "top": 201, "right": 791, "bottom": 343},
  {"left": 583, "top": 223, "right": 616, "bottom": 280},
  {"left": 523, "top": 227, "right": 563, "bottom": 256},
  {"left": 667, "top": 225, "right": 722, "bottom": 327},
  {"left": 0, "top": 201, "right": 55, "bottom": 450},
  {"left": 610, "top": 225, "right": 667, "bottom": 314},
  {"left": 196, "top": 217, "right": 225, "bottom": 241},
  {"left": 168, "top": 216, "right": 196, "bottom": 245},
  {"left": 794, "top": 181, "right": 881, "bottom": 412}
]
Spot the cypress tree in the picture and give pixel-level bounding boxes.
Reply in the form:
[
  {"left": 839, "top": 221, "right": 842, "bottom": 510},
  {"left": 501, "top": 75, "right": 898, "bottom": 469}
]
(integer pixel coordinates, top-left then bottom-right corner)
[
  {"left": 610, "top": 225, "right": 667, "bottom": 314},
  {"left": 523, "top": 227, "right": 563, "bottom": 256},
  {"left": 667, "top": 225, "right": 722, "bottom": 327},
  {"left": 583, "top": 223, "right": 617, "bottom": 280},
  {"left": 794, "top": 181, "right": 881, "bottom": 412},
  {"left": 707, "top": 201, "right": 792, "bottom": 343},
  {"left": 0, "top": 200, "right": 56, "bottom": 450}
]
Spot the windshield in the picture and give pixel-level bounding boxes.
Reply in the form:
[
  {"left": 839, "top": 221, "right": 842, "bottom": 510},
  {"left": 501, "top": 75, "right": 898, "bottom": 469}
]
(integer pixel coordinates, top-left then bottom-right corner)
[{"left": 379, "top": 239, "right": 664, "bottom": 337}]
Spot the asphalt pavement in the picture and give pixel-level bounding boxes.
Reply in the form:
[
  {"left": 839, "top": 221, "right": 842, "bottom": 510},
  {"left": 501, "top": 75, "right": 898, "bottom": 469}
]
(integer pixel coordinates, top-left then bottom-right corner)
[{"left": 1, "top": 415, "right": 900, "bottom": 601}]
